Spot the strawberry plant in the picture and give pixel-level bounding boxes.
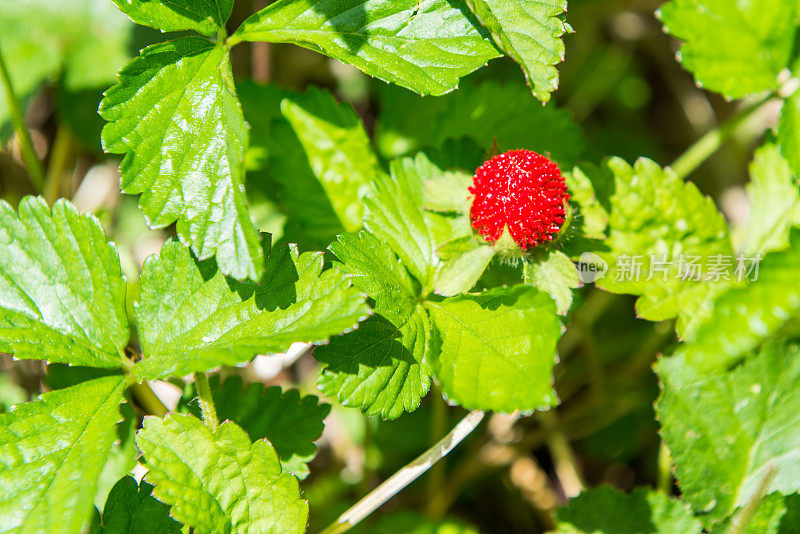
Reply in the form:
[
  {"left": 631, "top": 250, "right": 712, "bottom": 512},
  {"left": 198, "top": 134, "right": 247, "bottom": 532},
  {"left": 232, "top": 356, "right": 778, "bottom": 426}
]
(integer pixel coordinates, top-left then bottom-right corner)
[{"left": 1, "top": 0, "right": 800, "bottom": 532}]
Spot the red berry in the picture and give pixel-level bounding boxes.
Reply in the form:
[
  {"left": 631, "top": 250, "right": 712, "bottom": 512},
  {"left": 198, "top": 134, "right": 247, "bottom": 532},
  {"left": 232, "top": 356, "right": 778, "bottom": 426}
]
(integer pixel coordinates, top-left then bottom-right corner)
[{"left": 469, "top": 149, "right": 569, "bottom": 252}]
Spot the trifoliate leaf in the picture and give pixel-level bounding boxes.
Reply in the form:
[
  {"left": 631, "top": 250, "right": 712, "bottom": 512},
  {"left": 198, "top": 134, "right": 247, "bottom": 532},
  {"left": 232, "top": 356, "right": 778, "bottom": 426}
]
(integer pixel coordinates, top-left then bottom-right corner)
[
  {"left": 376, "top": 80, "right": 584, "bottom": 166},
  {"left": 554, "top": 486, "right": 702, "bottom": 533},
  {"left": 778, "top": 90, "right": 800, "bottom": 179},
  {"left": 364, "top": 154, "right": 450, "bottom": 291},
  {"left": 656, "top": 341, "right": 800, "bottom": 524},
  {"left": 132, "top": 239, "right": 369, "bottom": 380},
  {"left": 675, "top": 230, "right": 800, "bottom": 371},
  {"left": 594, "top": 157, "right": 732, "bottom": 339},
  {"left": 232, "top": 0, "right": 501, "bottom": 96},
  {"left": 464, "top": 0, "right": 568, "bottom": 102},
  {"left": 658, "top": 0, "right": 797, "bottom": 99},
  {"left": 100, "top": 37, "right": 262, "bottom": 281},
  {"left": 280, "top": 88, "right": 378, "bottom": 232},
  {"left": 181, "top": 375, "right": 330, "bottom": 479},
  {"left": 101, "top": 476, "right": 181, "bottom": 534},
  {"left": 0, "top": 376, "right": 126, "bottom": 533},
  {"left": 0, "top": 197, "right": 128, "bottom": 368},
  {"left": 315, "top": 232, "right": 433, "bottom": 419},
  {"left": 428, "top": 285, "right": 560, "bottom": 413},
  {"left": 525, "top": 250, "right": 582, "bottom": 315},
  {"left": 741, "top": 143, "right": 800, "bottom": 256},
  {"left": 136, "top": 414, "right": 307, "bottom": 533},
  {"left": 109, "top": 0, "right": 233, "bottom": 35}
]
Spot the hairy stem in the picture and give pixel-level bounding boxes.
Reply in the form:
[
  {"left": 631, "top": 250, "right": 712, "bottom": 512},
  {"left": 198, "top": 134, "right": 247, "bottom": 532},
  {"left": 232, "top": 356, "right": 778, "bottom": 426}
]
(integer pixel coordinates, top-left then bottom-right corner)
[
  {"left": 0, "top": 47, "right": 44, "bottom": 190},
  {"left": 319, "top": 411, "right": 485, "bottom": 534},
  {"left": 194, "top": 372, "right": 219, "bottom": 433},
  {"left": 670, "top": 93, "right": 774, "bottom": 180}
]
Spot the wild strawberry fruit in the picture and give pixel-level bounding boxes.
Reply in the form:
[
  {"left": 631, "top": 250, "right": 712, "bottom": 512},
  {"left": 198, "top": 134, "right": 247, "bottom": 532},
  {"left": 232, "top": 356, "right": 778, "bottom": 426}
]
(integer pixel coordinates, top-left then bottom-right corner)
[{"left": 469, "top": 149, "right": 569, "bottom": 257}]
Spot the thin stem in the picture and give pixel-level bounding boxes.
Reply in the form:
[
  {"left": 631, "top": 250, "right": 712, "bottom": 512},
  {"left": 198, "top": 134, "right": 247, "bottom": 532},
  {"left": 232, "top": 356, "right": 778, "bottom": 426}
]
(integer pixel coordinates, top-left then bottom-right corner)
[
  {"left": 44, "top": 127, "right": 76, "bottom": 203},
  {"left": 194, "top": 372, "right": 219, "bottom": 433},
  {"left": 319, "top": 411, "right": 485, "bottom": 534},
  {"left": 539, "top": 411, "right": 584, "bottom": 498},
  {"left": 657, "top": 441, "right": 673, "bottom": 494},
  {"left": 130, "top": 382, "right": 169, "bottom": 417},
  {"left": 425, "top": 387, "right": 448, "bottom": 511},
  {"left": 0, "top": 47, "right": 44, "bottom": 190},
  {"left": 725, "top": 463, "right": 777, "bottom": 534},
  {"left": 670, "top": 93, "right": 774, "bottom": 180}
]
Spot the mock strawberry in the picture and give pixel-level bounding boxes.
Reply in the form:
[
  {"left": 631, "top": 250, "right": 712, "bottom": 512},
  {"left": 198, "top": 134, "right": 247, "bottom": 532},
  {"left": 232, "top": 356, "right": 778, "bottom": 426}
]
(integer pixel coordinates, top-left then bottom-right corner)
[{"left": 469, "top": 149, "right": 569, "bottom": 255}]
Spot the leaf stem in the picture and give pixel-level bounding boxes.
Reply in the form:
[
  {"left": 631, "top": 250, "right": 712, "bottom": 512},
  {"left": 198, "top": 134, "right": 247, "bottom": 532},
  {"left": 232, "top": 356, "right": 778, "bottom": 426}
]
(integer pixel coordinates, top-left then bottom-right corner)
[
  {"left": 0, "top": 46, "right": 44, "bottom": 191},
  {"left": 319, "top": 410, "right": 485, "bottom": 534},
  {"left": 129, "top": 382, "right": 169, "bottom": 417},
  {"left": 670, "top": 93, "right": 774, "bottom": 180},
  {"left": 194, "top": 372, "right": 219, "bottom": 433}
]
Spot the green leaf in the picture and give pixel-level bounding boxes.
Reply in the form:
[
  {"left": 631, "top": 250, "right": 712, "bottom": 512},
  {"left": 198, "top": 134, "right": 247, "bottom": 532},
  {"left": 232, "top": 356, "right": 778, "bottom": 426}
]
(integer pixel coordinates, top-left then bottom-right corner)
[
  {"left": 132, "top": 239, "right": 369, "bottom": 380},
  {"left": 464, "top": 0, "right": 568, "bottom": 102},
  {"left": 554, "top": 486, "right": 702, "bottom": 533},
  {"left": 315, "top": 232, "right": 433, "bottom": 419},
  {"left": 136, "top": 414, "right": 307, "bottom": 533},
  {"left": 93, "top": 403, "right": 138, "bottom": 513},
  {"left": 433, "top": 242, "right": 495, "bottom": 297},
  {"left": 233, "top": 0, "right": 501, "bottom": 96},
  {"left": 675, "top": 230, "right": 800, "bottom": 371},
  {"left": 109, "top": 0, "right": 233, "bottom": 35},
  {"left": 376, "top": 80, "right": 584, "bottom": 166},
  {"left": 563, "top": 163, "right": 612, "bottom": 242},
  {"left": 0, "top": 197, "right": 128, "bottom": 368},
  {"left": 0, "top": 376, "right": 126, "bottom": 533},
  {"left": 741, "top": 143, "right": 800, "bottom": 256},
  {"left": 524, "top": 250, "right": 582, "bottom": 315},
  {"left": 181, "top": 375, "right": 330, "bottom": 479},
  {"left": 779, "top": 91, "right": 800, "bottom": 179},
  {"left": 428, "top": 285, "right": 560, "bottom": 412},
  {"left": 658, "top": 0, "right": 797, "bottom": 99},
  {"left": 280, "top": 88, "right": 378, "bottom": 232},
  {"left": 594, "top": 157, "right": 733, "bottom": 339},
  {"left": 364, "top": 154, "right": 450, "bottom": 290},
  {"left": 101, "top": 476, "right": 181, "bottom": 534},
  {"left": 656, "top": 341, "right": 800, "bottom": 524},
  {"left": 100, "top": 37, "right": 262, "bottom": 281}
]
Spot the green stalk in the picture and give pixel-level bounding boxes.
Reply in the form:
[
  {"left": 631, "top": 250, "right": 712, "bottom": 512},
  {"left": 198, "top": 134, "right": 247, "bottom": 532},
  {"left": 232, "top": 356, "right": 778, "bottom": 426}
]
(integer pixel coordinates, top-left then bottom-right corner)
[
  {"left": 130, "top": 382, "right": 169, "bottom": 417},
  {"left": 194, "top": 372, "right": 219, "bottom": 432},
  {"left": 0, "top": 47, "right": 44, "bottom": 190},
  {"left": 670, "top": 93, "right": 774, "bottom": 180}
]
